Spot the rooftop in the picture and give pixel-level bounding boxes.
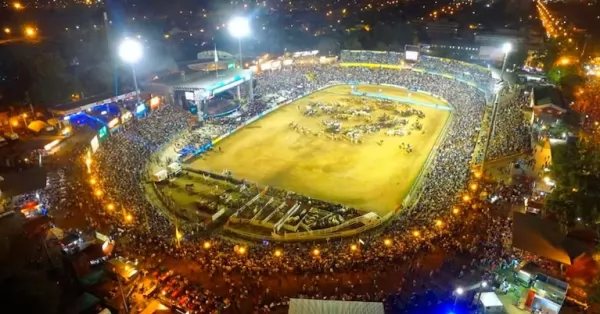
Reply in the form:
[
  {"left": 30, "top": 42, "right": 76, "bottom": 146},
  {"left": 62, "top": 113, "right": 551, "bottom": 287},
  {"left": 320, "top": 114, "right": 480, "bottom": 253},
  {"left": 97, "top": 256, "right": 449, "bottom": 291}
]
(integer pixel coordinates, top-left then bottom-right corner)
[
  {"left": 534, "top": 85, "right": 566, "bottom": 110},
  {"left": 49, "top": 89, "right": 135, "bottom": 115},
  {"left": 153, "top": 68, "right": 252, "bottom": 91},
  {"left": 512, "top": 213, "right": 591, "bottom": 265}
]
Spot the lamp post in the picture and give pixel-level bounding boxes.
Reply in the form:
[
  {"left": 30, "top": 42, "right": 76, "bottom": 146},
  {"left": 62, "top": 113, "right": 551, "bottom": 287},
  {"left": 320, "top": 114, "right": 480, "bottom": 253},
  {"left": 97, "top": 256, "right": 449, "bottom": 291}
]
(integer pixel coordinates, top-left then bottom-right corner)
[
  {"left": 500, "top": 42, "right": 512, "bottom": 81},
  {"left": 228, "top": 17, "right": 250, "bottom": 69},
  {"left": 454, "top": 287, "right": 464, "bottom": 309},
  {"left": 228, "top": 17, "right": 250, "bottom": 101},
  {"left": 118, "top": 38, "right": 143, "bottom": 106}
]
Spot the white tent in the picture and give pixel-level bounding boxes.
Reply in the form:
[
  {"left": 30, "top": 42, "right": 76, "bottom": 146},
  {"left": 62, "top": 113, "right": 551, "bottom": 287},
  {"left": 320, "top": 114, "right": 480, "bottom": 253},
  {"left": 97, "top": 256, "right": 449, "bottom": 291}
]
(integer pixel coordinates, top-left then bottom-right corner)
[
  {"left": 479, "top": 292, "right": 504, "bottom": 313},
  {"left": 28, "top": 120, "right": 49, "bottom": 133},
  {"left": 46, "top": 227, "right": 65, "bottom": 240},
  {"left": 288, "top": 299, "right": 384, "bottom": 314}
]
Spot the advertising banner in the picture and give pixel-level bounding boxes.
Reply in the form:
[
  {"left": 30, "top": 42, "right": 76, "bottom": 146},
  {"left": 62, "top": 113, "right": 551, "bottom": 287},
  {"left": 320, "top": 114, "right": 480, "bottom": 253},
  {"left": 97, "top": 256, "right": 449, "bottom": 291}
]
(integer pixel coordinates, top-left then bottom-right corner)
[
  {"left": 90, "top": 135, "right": 100, "bottom": 153},
  {"left": 339, "top": 63, "right": 366, "bottom": 67},
  {"left": 98, "top": 126, "right": 108, "bottom": 141}
]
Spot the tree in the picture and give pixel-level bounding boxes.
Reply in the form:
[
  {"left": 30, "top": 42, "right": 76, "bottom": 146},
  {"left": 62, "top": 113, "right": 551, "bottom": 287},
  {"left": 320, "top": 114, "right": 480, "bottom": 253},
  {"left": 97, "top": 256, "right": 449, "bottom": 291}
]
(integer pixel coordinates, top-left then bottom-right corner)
[
  {"left": 545, "top": 140, "right": 600, "bottom": 227},
  {"left": 3, "top": 46, "right": 78, "bottom": 107},
  {"left": 547, "top": 63, "right": 583, "bottom": 98},
  {"left": 316, "top": 37, "right": 340, "bottom": 55},
  {"left": 574, "top": 78, "right": 600, "bottom": 128},
  {"left": 343, "top": 36, "right": 363, "bottom": 50},
  {"left": 26, "top": 52, "right": 79, "bottom": 106},
  {"left": 373, "top": 41, "right": 389, "bottom": 51}
]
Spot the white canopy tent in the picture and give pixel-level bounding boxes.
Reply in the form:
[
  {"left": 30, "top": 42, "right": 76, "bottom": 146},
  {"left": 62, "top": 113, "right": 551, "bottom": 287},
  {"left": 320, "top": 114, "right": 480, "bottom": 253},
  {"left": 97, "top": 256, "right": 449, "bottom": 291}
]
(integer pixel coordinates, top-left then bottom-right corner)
[
  {"left": 288, "top": 299, "right": 384, "bottom": 314},
  {"left": 479, "top": 292, "right": 504, "bottom": 313}
]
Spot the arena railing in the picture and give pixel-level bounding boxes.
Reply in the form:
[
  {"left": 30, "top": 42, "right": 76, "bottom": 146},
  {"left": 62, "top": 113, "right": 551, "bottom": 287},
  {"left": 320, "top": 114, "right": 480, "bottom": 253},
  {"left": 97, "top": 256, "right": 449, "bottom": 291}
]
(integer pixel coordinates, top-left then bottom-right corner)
[{"left": 164, "top": 62, "right": 489, "bottom": 238}]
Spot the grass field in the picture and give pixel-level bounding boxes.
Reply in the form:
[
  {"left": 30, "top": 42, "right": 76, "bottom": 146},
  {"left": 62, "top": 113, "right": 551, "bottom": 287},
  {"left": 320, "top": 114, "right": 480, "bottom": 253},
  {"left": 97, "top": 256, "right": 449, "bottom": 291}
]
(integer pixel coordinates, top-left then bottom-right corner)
[{"left": 188, "top": 85, "right": 451, "bottom": 216}]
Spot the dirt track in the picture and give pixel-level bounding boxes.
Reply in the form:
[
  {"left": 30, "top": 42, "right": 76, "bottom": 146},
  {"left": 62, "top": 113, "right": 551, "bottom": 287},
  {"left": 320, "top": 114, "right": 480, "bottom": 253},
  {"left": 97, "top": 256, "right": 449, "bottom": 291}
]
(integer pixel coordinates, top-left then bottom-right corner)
[{"left": 189, "top": 85, "right": 450, "bottom": 215}]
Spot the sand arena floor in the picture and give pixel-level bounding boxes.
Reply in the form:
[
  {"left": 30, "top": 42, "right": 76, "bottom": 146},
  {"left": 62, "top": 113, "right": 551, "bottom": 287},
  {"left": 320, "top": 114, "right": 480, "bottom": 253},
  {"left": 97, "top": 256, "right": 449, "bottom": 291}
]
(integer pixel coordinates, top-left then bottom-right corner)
[{"left": 188, "top": 85, "right": 451, "bottom": 215}]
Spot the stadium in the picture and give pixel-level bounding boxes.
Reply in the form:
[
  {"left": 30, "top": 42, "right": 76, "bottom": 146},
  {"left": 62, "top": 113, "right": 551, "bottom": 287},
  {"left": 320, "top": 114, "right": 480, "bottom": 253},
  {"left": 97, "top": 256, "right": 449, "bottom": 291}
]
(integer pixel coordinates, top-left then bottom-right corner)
[{"left": 116, "top": 50, "right": 493, "bottom": 242}]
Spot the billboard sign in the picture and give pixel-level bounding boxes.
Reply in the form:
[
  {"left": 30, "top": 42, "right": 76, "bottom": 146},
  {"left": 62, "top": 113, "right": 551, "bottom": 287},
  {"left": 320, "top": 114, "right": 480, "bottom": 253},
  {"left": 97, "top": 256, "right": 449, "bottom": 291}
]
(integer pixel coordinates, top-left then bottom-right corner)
[{"left": 90, "top": 136, "right": 99, "bottom": 153}]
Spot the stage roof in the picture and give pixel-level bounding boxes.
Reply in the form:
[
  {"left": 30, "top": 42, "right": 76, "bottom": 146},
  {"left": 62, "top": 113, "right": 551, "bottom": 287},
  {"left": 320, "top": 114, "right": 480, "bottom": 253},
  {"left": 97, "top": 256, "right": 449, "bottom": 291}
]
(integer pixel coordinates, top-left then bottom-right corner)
[
  {"left": 155, "top": 68, "right": 252, "bottom": 92},
  {"left": 288, "top": 299, "right": 384, "bottom": 314}
]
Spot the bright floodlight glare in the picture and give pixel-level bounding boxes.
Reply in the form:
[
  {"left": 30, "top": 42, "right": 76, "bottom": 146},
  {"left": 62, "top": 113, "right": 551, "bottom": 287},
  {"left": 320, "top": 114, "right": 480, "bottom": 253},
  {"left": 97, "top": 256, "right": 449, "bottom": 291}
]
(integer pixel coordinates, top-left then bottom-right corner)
[
  {"left": 456, "top": 287, "right": 464, "bottom": 295},
  {"left": 482, "top": 281, "right": 488, "bottom": 288},
  {"left": 119, "top": 38, "right": 143, "bottom": 64},
  {"left": 502, "top": 42, "right": 513, "bottom": 53},
  {"left": 228, "top": 17, "right": 250, "bottom": 39}
]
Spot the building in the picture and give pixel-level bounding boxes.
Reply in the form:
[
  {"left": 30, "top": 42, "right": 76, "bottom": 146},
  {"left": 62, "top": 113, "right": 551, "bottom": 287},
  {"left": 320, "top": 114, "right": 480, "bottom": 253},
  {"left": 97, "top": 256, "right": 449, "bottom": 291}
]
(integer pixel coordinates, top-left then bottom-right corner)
[
  {"left": 418, "top": 39, "right": 480, "bottom": 60},
  {"left": 529, "top": 85, "right": 567, "bottom": 125},
  {"left": 424, "top": 19, "right": 459, "bottom": 39}
]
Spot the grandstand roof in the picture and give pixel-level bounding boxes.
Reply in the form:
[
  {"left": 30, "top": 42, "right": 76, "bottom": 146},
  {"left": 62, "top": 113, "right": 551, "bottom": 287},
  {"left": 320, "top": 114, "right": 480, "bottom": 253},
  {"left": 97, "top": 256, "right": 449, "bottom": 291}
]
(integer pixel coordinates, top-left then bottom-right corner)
[
  {"left": 288, "top": 299, "right": 384, "bottom": 314},
  {"left": 533, "top": 85, "right": 566, "bottom": 111},
  {"left": 154, "top": 68, "right": 252, "bottom": 92}
]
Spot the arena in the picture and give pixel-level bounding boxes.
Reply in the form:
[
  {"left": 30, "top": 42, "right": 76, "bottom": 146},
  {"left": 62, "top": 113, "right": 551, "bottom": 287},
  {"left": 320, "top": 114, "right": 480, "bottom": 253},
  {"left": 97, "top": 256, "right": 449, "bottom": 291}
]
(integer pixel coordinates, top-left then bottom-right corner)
[{"left": 187, "top": 84, "right": 451, "bottom": 215}]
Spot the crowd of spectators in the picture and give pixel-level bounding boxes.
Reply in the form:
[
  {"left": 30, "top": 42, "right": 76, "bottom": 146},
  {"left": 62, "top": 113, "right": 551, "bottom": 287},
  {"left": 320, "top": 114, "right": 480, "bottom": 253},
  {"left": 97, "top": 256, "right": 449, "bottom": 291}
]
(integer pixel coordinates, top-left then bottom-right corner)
[
  {"left": 24, "top": 51, "right": 548, "bottom": 313},
  {"left": 487, "top": 88, "right": 532, "bottom": 160}
]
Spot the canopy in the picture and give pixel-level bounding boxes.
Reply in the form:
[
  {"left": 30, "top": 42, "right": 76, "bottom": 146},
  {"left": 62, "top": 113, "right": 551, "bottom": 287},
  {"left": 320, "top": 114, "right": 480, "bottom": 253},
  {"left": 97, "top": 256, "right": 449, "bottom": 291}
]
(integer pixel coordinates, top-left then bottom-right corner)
[
  {"left": 480, "top": 292, "right": 503, "bottom": 308},
  {"left": 47, "top": 118, "right": 60, "bottom": 126},
  {"left": 28, "top": 120, "right": 49, "bottom": 133},
  {"left": 288, "top": 299, "right": 384, "bottom": 314},
  {"left": 47, "top": 227, "right": 65, "bottom": 240}
]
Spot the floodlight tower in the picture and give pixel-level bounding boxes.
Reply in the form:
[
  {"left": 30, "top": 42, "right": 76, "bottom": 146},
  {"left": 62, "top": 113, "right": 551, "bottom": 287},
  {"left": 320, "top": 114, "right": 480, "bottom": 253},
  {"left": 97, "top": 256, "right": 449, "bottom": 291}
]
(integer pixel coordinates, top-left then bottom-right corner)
[
  {"left": 118, "top": 38, "right": 143, "bottom": 105},
  {"left": 228, "top": 16, "right": 250, "bottom": 68},
  {"left": 500, "top": 42, "right": 512, "bottom": 81}
]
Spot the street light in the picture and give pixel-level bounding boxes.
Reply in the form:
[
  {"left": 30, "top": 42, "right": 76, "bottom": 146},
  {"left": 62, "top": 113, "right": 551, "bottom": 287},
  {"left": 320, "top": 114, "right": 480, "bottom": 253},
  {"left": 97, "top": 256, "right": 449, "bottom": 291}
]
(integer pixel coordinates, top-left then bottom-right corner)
[
  {"left": 24, "top": 26, "right": 36, "bottom": 38},
  {"left": 477, "top": 281, "right": 488, "bottom": 305},
  {"left": 4, "top": 28, "right": 10, "bottom": 35},
  {"left": 454, "top": 287, "right": 464, "bottom": 309},
  {"left": 501, "top": 42, "right": 512, "bottom": 78},
  {"left": 118, "top": 38, "right": 143, "bottom": 105},
  {"left": 228, "top": 16, "right": 250, "bottom": 68}
]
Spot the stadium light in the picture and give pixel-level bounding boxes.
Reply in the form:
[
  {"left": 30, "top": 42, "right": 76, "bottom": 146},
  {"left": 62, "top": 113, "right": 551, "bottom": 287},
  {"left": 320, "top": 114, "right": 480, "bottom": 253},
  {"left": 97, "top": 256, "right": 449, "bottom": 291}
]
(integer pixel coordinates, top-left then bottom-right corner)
[
  {"left": 228, "top": 16, "right": 250, "bottom": 68},
  {"left": 453, "top": 287, "right": 463, "bottom": 309},
  {"left": 118, "top": 38, "right": 143, "bottom": 105},
  {"left": 118, "top": 38, "right": 142, "bottom": 64}
]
